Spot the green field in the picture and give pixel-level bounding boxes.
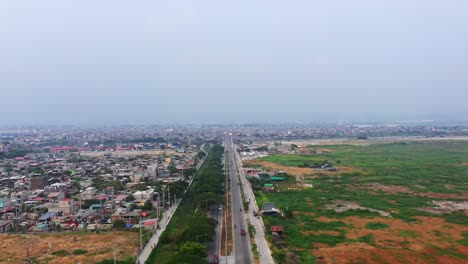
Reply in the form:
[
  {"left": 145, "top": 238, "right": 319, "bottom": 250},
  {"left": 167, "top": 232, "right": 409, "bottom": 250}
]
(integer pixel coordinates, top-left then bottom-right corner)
[{"left": 251, "top": 140, "right": 468, "bottom": 263}]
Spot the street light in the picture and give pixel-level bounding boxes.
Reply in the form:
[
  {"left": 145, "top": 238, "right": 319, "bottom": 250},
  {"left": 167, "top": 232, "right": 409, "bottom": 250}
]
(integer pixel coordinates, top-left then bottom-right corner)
[
  {"left": 140, "top": 211, "right": 147, "bottom": 251},
  {"left": 196, "top": 233, "right": 207, "bottom": 243}
]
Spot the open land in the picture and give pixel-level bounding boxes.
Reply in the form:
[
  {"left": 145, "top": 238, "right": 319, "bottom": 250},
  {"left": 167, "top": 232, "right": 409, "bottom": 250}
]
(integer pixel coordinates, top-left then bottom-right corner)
[
  {"left": 0, "top": 231, "right": 139, "bottom": 264},
  {"left": 245, "top": 140, "right": 468, "bottom": 264}
]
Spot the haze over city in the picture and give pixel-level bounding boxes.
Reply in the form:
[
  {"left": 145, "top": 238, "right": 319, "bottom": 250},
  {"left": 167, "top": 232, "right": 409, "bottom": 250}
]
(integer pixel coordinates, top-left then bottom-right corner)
[{"left": 1, "top": 0, "right": 468, "bottom": 125}]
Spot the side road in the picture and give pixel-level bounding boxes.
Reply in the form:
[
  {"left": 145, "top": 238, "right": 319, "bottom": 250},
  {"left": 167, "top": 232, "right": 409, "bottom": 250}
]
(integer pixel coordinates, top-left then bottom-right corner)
[{"left": 136, "top": 144, "right": 208, "bottom": 264}]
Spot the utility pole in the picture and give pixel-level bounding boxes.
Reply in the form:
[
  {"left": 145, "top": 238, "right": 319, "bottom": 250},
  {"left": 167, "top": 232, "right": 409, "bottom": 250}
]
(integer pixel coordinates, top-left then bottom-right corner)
[
  {"left": 167, "top": 186, "right": 170, "bottom": 221},
  {"left": 113, "top": 243, "right": 117, "bottom": 264},
  {"left": 168, "top": 186, "right": 171, "bottom": 207},
  {"left": 162, "top": 187, "right": 165, "bottom": 220},
  {"left": 139, "top": 214, "right": 142, "bottom": 252},
  {"left": 157, "top": 193, "right": 160, "bottom": 219}
]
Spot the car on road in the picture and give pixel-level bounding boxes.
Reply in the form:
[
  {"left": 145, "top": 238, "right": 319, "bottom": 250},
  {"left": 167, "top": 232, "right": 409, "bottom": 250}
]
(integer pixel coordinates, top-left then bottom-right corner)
[{"left": 241, "top": 229, "right": 246, "bottom": 236}]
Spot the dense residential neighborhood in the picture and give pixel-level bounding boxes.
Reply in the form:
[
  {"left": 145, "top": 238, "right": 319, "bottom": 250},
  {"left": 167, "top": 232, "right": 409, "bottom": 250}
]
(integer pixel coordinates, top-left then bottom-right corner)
[{"left": 0, "top": 127, "right": 211, "bottom": 238}]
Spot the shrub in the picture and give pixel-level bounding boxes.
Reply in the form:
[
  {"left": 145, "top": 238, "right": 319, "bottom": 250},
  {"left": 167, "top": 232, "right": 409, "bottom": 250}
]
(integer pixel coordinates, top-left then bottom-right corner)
[
  {"left": 51, "top": 249, "right": 69, "bottom": 256},
  {"left": 365, "top": 222, "right": 390, "bottom": 230},
  {"left": 458, "top": 232, "right": 468, "bottom": 246},
  {"left": 113, "top": 219, "right": 126, "bottom": 229},
  {"left": 73, "top": 249, "right": 88, "bottom": 255},
  {"left": 357, "top": 233, "right": 375, "bottom": 245}
]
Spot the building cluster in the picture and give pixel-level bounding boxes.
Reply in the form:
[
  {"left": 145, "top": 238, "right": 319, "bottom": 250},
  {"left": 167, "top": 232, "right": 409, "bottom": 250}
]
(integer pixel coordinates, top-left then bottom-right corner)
[
  {"left": 226, "top": 123, "right": 468, "bottom": 141},
  {"left": 0, "top": 127, "right": 208, "bottom": 233}
]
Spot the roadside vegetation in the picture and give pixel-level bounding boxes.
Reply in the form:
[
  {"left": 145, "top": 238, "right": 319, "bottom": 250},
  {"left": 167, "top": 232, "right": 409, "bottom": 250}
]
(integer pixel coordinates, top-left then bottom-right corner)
[
  {"left": 146, "top": 144, "right": 225, "bottom": 264},
  {"left": 248, "top": 141, "right": 468, "bottom": 263}
]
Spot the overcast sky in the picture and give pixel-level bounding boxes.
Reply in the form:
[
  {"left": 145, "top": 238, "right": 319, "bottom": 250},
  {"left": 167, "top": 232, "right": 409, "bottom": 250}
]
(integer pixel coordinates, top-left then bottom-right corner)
[{"left": 1, "top": 1, "right": 467, "bottom": 125}]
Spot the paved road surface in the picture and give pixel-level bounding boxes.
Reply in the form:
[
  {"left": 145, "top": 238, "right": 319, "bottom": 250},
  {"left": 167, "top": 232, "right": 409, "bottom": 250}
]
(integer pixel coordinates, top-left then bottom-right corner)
[
  {"left": 226, "top": 137, "right": 253, "bottom": 264},
  {"left": 234, "top": 144, "right": 274, "bottom": 264},
  {"left": 207, "top": 206, "right": 222, "bottom": 263}
]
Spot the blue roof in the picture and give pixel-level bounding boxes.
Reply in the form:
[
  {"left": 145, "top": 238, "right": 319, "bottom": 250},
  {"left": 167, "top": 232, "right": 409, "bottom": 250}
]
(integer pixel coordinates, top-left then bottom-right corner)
[{"left": 38, "top": 211, "right": 57, "bottom": 221}]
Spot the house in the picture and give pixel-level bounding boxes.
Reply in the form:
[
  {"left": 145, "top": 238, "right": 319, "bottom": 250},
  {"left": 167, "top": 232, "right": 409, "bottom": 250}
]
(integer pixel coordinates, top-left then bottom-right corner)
[
  {"left": 271, "top": 225, "right": 285, "bottom": 247},
  {"left": 261, "top": 202, "right": 278, "bottom": 216},
  {"left": 47, "top": 192, "right": 65, "bottom": 202},
  {"left": 58, "top": 198, "right": 77, "bottom": 214},
  {"left": 0, "top": 220, "right": 14, "bottom": 233},
  {"left": 30, "top": 223, "right": 49, "bottom": 232},
  {"left": 0, "top": 198, "right": 14, "bottom": 214},
  {"left": 81, "top": 187, "right": 96, "bottom": 200},
  {"left": 114, "top": 194, "right": 128, "bottom": 204},
  {"left": 271, "top": 225, "right": 284, "bottom": 237},
  {"left": 262, "top": 183, "right": 275, "bottom": 192}
]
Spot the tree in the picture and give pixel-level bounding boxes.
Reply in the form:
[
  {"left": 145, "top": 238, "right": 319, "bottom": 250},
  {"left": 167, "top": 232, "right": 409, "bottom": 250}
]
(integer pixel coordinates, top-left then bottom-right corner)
[
  {"left": 177, "top": 242, "right": 207, "bottom": 258},
  {"left": 142, "top": 200, "right": 153, "bottom": 211},
  {"left": 125, "top": 194, "right": 135, "bottom": 202},
  {"left": 195, "top": 192, "right": 223, "bottom": 212},
  {"left": 168, "top": 254, "right": 208, "bottom": 264},
  {"left": 113, "top": 219, "right": 126, "bottom": 229}
]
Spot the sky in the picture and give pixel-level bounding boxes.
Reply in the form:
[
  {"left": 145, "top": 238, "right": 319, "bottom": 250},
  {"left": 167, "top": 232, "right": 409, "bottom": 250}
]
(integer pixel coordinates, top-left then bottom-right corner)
[{"left": 1, "top": 0, "right": 467, "bottom": 125}]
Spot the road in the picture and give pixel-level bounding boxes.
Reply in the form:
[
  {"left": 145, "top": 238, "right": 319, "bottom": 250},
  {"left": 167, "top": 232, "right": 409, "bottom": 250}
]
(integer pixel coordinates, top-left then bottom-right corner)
[
  {"left": 207, "top": 206, "right": 222, "bottom": 263},
  {"left": 225, "top": 137, "right": 254, "bottom": 264},
  {"left": 234, "top": 145, "right": 274, "bottom": 264}
]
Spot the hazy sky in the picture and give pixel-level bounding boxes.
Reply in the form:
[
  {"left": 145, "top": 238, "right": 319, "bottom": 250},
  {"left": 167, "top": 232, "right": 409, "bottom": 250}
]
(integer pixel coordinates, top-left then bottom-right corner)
[{"left": 1, "top": 1, "right": 467, "bottom": 125}]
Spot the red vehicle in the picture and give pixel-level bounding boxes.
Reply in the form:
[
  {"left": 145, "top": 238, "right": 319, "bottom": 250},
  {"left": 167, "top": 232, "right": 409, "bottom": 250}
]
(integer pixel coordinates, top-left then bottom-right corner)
[
  {"left": 213, "top": 254, "right": 219, "bottom": 264},
  {"left": 240, "top": 229, "right": 246, "bottom": 236}
]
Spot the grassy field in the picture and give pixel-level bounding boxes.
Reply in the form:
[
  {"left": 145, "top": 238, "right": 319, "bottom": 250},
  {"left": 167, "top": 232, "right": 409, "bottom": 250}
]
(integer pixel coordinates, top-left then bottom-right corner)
[{"left": 248, "top": 140, "right": 468, "bottom": 264}]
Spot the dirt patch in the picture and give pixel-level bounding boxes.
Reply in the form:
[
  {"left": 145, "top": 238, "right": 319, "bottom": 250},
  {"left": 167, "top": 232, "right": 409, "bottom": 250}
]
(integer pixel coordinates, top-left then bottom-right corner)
[
  {"left": 368, "top": 183, "right": 412, "bottom": 194},
  {"left": 343, "top": 216, "right": 468, "bottom": 249},
  {"left": 419, "top": 192, "right": 468, "bottom": 199},
  {"left": 461, "top": 162, "right": 468, "bottom": 166},
  {"left": 313, "top": 216, "right": 468, "bottom": 264},
  {"left": 302, "top": 212, "right": 316, "bottom": 217},
  {"left": 297, "top": 148, "right": 313, "bottom": 154},
  {"left": 243, "top": 160, "right": 359, "bottom": 181},
  {"left": 324, "top": 200, "right": 391, "bottom": 217},
  {"left": 419, "top": 200, "right": 468, "bottom": 214},
  {"left": 0, "top": 231, "right": 139, "bottom": 264},
  {"left": 316, "top": 216, "right": 336, "bottom": 223},
  {"left": 314, "top": 246, "right": 467, "bottom": 264},
  {"left": 368, "top": 183, "right": 468, "bottom": 199},
  {"left": 302, "top": 230, "right": 341, "bottom": 236}
]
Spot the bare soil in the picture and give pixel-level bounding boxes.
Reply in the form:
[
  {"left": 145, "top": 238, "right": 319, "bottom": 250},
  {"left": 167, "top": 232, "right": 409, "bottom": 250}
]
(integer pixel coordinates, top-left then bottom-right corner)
[
  {"left": 324, "top": 200, "right": 391, "bottom": 217},
  {"left": 243, "top": 160, "right": 359, "bottom": 180},
  {"left": 312, "top": 216, "right": 468, "bottom": 264},
  {"left": 0, "top": 231, "right": 139, "bottom": 264},
  {"left": 369, "top": 183, "right": 468, "bottom": 199}
]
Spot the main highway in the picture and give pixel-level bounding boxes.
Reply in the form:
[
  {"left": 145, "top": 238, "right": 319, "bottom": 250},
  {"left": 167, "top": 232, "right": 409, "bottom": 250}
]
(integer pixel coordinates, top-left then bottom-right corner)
[{"left": 225, "top": 136, "right": 253, "bottom": 264}]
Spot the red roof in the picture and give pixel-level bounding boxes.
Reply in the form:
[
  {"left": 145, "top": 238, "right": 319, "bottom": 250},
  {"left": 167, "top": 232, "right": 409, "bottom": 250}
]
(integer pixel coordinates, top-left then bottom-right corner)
[
  {"left": 143, "top": 219, "right": 157, "bottom": 226},
  {"left": 61, "top": 198, "right": 73, "bottom": 202},
  {"left": 271, "top": 226, "right": 284, "bottom": 232},
  {"left": 96, "top": 195, "right": 107, "bottom": 200}
]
